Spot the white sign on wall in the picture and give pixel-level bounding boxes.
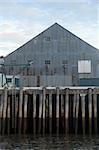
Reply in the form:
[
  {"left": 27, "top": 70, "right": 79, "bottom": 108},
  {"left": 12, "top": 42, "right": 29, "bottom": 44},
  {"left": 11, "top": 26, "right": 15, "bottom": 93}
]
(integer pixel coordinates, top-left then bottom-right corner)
[{"left": 78, "top": 60, "right": 91, "bottom": 73}]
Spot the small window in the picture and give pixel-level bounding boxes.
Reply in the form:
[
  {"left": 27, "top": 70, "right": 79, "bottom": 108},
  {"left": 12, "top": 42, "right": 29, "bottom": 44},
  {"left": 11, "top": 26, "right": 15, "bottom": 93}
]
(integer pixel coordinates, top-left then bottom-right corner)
[
  {"left": 15, "top": 78, "right": 20, "bottom": 87},
  {"left": 63, "top": 65, "right": 68, "bottom": 75},
  {"left": 11, "top": 60, "right": 16, "bottom": 64},
  {"left": 62, "top": 60, "right": 68, "bottom": 64},
  {"left": 6, "top": 78, "right": 12, "bottom": 83},
  {"left": 45, "top": 60, "right": 50, "bottom": 64},
  {"left": 28, "top": 60, "right": 33, "bottom": 64},
  {"left": 44, "top": 36, "right": 51, "bottom": 41}
]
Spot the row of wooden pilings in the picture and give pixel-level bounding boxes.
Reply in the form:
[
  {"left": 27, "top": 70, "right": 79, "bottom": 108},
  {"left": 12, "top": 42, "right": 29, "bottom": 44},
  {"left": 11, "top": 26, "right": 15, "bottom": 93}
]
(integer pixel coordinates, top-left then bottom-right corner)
[{"left": 0, "top": 87, "right": 99, "bottom": 135}]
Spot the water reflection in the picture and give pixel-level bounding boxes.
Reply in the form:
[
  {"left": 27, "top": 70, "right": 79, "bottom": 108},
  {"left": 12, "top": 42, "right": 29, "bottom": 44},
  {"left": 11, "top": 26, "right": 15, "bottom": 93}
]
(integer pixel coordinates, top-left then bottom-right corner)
[{"left": 0, "top": 135, "right": 99, "bottom": 150}]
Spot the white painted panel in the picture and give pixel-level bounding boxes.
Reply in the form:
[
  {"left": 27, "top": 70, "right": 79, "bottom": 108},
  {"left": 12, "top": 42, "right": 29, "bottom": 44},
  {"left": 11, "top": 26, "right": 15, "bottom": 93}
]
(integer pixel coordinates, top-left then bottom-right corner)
[{"left": 78, "top": 60, "right": 91, "bottom": 73}]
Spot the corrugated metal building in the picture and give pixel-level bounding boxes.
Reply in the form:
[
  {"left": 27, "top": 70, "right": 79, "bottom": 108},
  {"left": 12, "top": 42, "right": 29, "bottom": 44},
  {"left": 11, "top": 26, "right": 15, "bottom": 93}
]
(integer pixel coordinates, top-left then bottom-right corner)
[{"left": 4, "top": 23, "right": 99, "bottom": 87}]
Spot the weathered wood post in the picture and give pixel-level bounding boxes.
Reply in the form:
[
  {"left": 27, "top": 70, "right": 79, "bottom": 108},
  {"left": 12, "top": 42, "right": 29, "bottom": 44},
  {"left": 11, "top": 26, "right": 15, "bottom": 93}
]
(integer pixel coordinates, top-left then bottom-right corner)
[
  {"left": 43, "top": 87, "right": 46, "bottom": 135},
  {"left": 33, "top": 90, "right": 36, "bottom": 135},
  {"left": 11, "top": 88, "right": 15, "bottom": 133},
  {"left": 45, "top": 93, "right": 49, "bottom": 133},
  {"left": 88, "top": 88, "right": 92, "bottom": 135},
  {"left": 65, "top": 88, "right": 69, "bottom": 134},
  {"left": 19, "top": 89, "right": 23, "bottom": 134},
  {"left": 38, "top": 90, "right": 43, "bottom": 134},
  {"left": 24, "top": 92, "right": 28, "bottom": 134},
  {"left": 61, "top": 93, "right": 64, "bottom": 118},
  {"left": 80, "top": 93, "right": 86, "bottom": 135},
  {"left": 56, "top": 87, "right": 59, "bottom": 135},
  {"left": 0, "top": 92, "right": 3, "bottom": 134},
  {"left": 75, "top": 90, "right": 79, "bottom": 135},
  {"left": 93, "top": 89, "right": 97, "bottom": 134},
  {"left": 15, "top": 89, "right": 18, "bottom": 134},
  {"left": 0, "top": 95, "right": 1, "bottom": 135},
  {"left": 73, "top": 92, "right": 76, "bottom": 131},
  {"left": 1, "top": 90, "right": 4, "bottom": 135},
  {"left": 49, "top": 90, "right": 52, "bottom": 135},
  {"left": 2, "top": 88, "right": 7, "bottom": 134},
  {"left": 7, "top": 94, "right": 10, "bottom": 135},
  {"left": 61, "top": 93, "right": 65, "bottom": 133},
  {"left": 0, "top": 91, "right": 4, "bottom": 134}
]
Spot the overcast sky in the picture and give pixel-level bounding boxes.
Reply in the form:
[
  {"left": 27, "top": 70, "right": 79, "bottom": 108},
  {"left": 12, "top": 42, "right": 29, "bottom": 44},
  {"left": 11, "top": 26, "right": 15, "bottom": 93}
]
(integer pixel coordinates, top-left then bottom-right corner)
[{"left": 0, "top": 0, "right": 99, "bottom": 56}]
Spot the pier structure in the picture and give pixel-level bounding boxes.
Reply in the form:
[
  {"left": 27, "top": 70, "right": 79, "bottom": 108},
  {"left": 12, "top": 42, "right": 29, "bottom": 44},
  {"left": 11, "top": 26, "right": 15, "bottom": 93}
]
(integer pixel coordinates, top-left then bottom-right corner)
[{"left": 0, "top": 86, "right": 99, "bottom": 135}]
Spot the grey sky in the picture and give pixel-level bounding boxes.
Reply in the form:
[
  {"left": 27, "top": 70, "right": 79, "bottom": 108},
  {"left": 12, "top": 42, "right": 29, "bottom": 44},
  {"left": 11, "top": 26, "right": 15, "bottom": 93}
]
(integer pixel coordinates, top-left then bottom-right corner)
[{"left": 0, "top": 0, "right": 98, "bottom": 56}]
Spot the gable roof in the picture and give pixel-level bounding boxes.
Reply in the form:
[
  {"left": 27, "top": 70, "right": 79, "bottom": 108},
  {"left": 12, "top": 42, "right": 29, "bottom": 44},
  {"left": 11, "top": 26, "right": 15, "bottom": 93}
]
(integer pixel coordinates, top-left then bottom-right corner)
[{"left": 5, "top": 22, "right": 98, "bottom": 58}]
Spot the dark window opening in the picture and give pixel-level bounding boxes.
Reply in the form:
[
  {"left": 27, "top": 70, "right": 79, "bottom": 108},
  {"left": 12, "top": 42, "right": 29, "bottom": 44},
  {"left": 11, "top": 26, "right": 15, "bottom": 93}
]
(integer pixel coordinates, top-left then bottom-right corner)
[
  {"left": 15, "top": 78, "right": 20, "bottom": 87},
  {"left": 62, "top": 60, "right": 68, "bottom": 64},
  {"left": 44, "top": 36, "right": 51, "bottom": 41},
  {"left": 45, "top": 60, "right": 50, "bottom": 64},
  {"left": 6, "top": 78, "right": 12, "bottom": 83}
]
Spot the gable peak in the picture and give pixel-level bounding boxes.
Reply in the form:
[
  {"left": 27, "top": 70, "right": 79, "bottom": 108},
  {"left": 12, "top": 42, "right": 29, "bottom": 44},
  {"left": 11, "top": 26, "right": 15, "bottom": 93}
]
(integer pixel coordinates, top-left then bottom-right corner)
[{"left": 52, "top": 22, "right": 60, "bottom": 26}]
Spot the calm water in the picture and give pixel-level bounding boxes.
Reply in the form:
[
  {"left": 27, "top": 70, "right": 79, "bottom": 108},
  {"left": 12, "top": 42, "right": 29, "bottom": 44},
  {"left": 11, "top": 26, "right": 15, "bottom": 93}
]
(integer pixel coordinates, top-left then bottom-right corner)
[{"left": 0, "top": 135, "right": 99, "bottom": 150}]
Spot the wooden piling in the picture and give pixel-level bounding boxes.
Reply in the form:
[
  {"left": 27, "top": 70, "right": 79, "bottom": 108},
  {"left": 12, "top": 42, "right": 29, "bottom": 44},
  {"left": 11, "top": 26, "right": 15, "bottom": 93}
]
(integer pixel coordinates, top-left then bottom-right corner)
[
  {"left": 80, "top": 94, "right": 86, "bottom": 135},
  {"left": 24, "top": 93, "right": 28, "bottom": 134},
  {"left": 60, "top": 94, "right": 64, "bottom": 133},
  {"left": 65, "top": 89, "right": 69, "bottom": 134},
  {"left": 73, "top": 92, "right": 76, "bottom": 131},
  {"left": 11, "top": 88, "right": 15, "bottom": 132},
  {"left": 93, "top": 90, "right": 97, "bottom": 134},
  {"left": 0, "top": 92, "right": 4, "bottom": 134},
  {"left": 7, "top": 95, "right": 10, "bottom": 135},
  {"left": 15, "top": 91, "right": 18, "bottom": 134},
  {"left": 75, "top": 91, "right": 79, "bottom": 135},
  {"left": 0, "top": 87, "right": 99, "bottom": 135},
  {"left": 33, "top": 90, "right": 36, "bottom": 135},
  {"left": 19, "top": 89, "right": 23, "bottom": 134},
  {"left": 2, "top": 88, "right": 7, "bottom": 134},
  {"left": 88, "top": 88, "right": 92, "bottom": 135},
  {"left": 38, "top": 91, "right": 43, "bottom": 134},
  {"left": 56, "top": 87, "right": 59, "bottom": 135},
  {"left": 42, "top": 88, "right": 46, "bottom": 135},
  {"left": 49, "top": 91, "right": 52, "bottom": 135}
]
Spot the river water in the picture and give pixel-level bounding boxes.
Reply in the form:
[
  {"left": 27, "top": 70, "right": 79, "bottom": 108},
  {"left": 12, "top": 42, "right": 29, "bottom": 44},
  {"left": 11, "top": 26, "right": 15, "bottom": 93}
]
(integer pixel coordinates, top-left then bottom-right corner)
[{"left": 0, "top": 135, "right": 99, "bottom": 150}]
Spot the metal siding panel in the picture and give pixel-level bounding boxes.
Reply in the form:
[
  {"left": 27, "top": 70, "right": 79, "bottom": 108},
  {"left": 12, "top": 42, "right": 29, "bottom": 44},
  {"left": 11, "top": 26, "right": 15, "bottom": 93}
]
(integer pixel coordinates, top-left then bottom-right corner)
[{"left": 80, "top": 78, "right": 99, "bottom": 86}]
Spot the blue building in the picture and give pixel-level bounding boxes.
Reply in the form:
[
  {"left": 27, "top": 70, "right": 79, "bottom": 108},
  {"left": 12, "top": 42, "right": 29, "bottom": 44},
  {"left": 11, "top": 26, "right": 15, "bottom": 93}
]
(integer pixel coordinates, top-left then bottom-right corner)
[{"left": 4, "top": 23, "right": 99, "bottom": 87}]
